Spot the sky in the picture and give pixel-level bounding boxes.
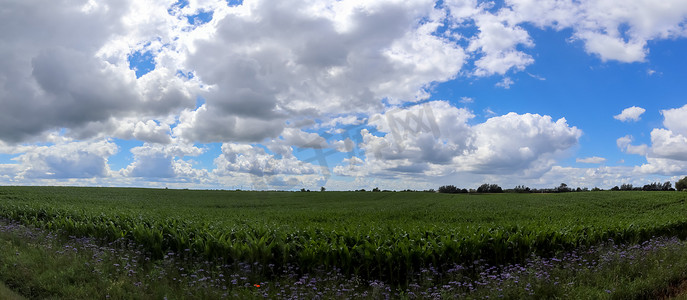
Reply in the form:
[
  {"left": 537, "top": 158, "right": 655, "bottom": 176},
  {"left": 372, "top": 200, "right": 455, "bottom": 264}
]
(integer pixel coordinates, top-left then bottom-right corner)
[{"left": 1, "top": 0, "right": 687, "bottom": 191}]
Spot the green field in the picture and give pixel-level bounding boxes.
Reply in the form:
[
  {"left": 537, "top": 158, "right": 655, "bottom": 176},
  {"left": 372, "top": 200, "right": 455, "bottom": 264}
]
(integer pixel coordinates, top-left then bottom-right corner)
[
  {"left": 1, "top": 187, "right": 687, "bottom": 298},
  {"left": 1, "top": 187, "right": 687, "bottom": 277}
]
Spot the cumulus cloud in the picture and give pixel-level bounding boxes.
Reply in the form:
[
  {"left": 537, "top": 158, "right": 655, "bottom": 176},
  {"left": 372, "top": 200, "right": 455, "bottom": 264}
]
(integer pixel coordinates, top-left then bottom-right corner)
[
  {"left": 614, "top": 106, "right": 646, "bottom": 122},
  {"left": 619, "top": 105, "right": 687, "bottom": 175},
  {"left": 616, "top": 135, "right": 649, "bottom": 156},
  {"left": 12, "top": 140, "right": 118, "bottom": 179},
  {"left": 662, "top": 104, "right": 687, "bottom": 136},
  {"left": 174, "top": 0, "right": 467, "bottom": 143},
  {"left": 3, "top": 0, "right": 687, "bottom": 147},
  {"left": 336, "top": 101, "right": 582, "bottom": 179},
  {"left": 576, "top": 156, "right": 607, "bottom": 164},
  {"left": 214, "top": 143, "right": 318, "bottom": 176},
  {"left": 0, "top": 0, "right": 197, "bottom": 144},
  {"left": 504, "top": 0, "right": 687, "bottom": 62},
  {"left": 213, "top": 143, "right": 326, "bottom": 190},
  {"left": 121, "top": 142, "right": 208, "bottom": 180}
]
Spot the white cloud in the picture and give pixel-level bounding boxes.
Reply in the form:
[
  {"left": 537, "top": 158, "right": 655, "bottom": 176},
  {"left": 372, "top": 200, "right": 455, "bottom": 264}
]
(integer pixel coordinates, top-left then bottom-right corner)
[
  {"left": 174, "top": 0, "right": 468, "bottom": 143},
  {"left": 617, "top": 105, "right": 687, "bottom": 176},
  {"left": 616, "top": 135, "right": 649, "bottom": 155},
  {"left": 2, "top": 0, "right": 687, "bottom": 147},
  {"left": 662, "top": 104, "right": 687, "bottom": 136},
  {"left": 506, "top": 0, "right": 687, "bottom": 62},
  {"left": 121, "top": 142, "right": 207, "bottom": 180},
  {"left": 213, "top": 143, "right": 326, "bottom": 190},
  {"left": 460, "top": 97, "right": 474, "bottom": 104},
  {"left": 634, "top": 157, "right": 687, "bottom": 176},
  {"left": 13, "top": 140, "right": 118, "bottom": 179},
  {"left": 214, "top": 143, "right": 318, "bottom": 176},
  {"left": 614, "top": 106, "right": 646, "bottom": 122},
  {"left": 0, "top": 0, "right": 198, "bottom": 144},
  {"left": 337, "top": 101, "right": 582, "bottom": 179},
  {"left": 649, "top": 128, "right": 687, "bottom": 161},
  {"left": 495, "top": 77, "right": 514, "bottom": 89},
  {"left": 576, "top": 156, "right": 607, "bottom": 164}
]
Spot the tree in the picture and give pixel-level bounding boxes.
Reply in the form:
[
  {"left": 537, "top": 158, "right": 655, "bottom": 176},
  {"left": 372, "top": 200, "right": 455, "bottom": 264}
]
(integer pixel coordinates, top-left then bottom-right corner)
[
  {"left": 677, "top": 177, "right": 687, "bottom": 191},
  {"left": 438, "top": 185, "right": 460, "bottom": 194},
  {"left": 513, "top": 185, "right": 531, "bottom": 193},
  {"left": 620, "top": 183, "right": 633, "bottom": 191},
  {"left": 557, "top": 183, "right": 571, "bottom": 193},
  {"left": 320, "top": 186, "right": 326, "bottom": 192},
  {"left": 477, "top": 183, "right": 503, "bottom": 193},
  {"left": 611, "top": 186, "right": 620, "bottom": 191},
  {"left": 372, "top": 187, "right": 380, "bottom": 192}
]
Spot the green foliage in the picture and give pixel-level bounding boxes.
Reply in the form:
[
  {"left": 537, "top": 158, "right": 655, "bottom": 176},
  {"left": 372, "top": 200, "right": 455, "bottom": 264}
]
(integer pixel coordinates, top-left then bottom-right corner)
[
  {"left": 438, "top": 185, "right": 465, "bottom": 193},
  {"left": 677, "top": 177, "right": 687, "bottom": 191},
  {"left": 1, "top": 187, "right": 687, "bottom": 284},
  {"left": 477, "top": 183, "right": 503, "bottom": 193}
]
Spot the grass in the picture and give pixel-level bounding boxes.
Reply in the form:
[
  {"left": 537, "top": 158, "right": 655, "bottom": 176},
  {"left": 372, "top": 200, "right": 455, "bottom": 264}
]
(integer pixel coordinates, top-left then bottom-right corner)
[{"left": 0, "top": 282, "right": 25, "bottom": 300}]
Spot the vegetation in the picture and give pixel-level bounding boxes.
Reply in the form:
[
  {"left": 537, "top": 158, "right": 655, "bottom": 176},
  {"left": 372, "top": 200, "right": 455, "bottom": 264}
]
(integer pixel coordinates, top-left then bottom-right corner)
[
  {"left": 476, "top": 183, "right": 503, "bottom": 193},
  {"left": 437, "top": 185, "right": 467, "bottom": 193},
  {"left": 677, "top": 176, "right": 687, "bottom": 191},
  {"left": 2, "top": 186, "right": 687, "bottom": 298}
]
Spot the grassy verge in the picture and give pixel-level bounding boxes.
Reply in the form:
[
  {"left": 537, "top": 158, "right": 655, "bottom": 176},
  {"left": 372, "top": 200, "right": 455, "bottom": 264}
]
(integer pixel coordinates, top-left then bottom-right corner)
[{"left": 4, "top": 218, "right": 687, "bottom": 299}]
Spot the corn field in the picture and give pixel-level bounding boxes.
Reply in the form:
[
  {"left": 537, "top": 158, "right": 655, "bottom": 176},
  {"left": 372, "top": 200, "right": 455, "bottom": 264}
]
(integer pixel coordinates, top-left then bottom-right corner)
[{"left": 0, "top": 186, "right": 686, "bottom": 283}]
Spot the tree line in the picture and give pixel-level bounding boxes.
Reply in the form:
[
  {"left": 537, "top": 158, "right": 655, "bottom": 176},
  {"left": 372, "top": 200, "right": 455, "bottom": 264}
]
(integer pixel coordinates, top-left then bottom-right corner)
[{"left": 437, "top": 177, "right": 687, "bottom": 194}]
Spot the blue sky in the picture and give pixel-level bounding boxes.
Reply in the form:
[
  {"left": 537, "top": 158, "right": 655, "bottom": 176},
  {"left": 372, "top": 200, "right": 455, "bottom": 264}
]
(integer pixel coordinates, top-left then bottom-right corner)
[{"left": 1, "top": 0, "right": 687, "bottom": 190}]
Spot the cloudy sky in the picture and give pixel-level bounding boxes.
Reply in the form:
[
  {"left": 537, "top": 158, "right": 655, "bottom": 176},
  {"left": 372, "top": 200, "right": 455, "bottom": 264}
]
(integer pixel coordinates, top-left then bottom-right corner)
[{"left": 1, "top": 0, "right": 687, "bottom": 190}]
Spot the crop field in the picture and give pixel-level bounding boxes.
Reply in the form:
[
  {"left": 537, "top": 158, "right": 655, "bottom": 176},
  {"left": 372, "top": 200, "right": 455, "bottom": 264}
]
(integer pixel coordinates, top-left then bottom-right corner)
[{"left": 1, "top": 186, "right": 687, "bottom": 298}]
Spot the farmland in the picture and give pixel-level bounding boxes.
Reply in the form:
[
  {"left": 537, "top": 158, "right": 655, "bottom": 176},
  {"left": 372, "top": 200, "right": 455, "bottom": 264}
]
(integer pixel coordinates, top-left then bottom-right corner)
[{"left": 1, "top": 186, "right": 687, "bottom": 298}]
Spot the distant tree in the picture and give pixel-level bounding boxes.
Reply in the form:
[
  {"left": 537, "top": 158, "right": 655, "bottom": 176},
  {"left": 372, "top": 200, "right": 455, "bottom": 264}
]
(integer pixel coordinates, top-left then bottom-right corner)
[
  {"left": 300, "top": 188, "right": 307, "bottom": 192},
  {"left": 513, "top": 185, "right": 531, "bottom": 193},
  {"left": 611, "top": 186, "right": 620, "bottom": 191},
  {"left": 557, "top": 183, "right": 571, "bottom": 193},
  {"left": 642, "top": 181, "right": 673, "bottom": 191},
  {"left": 477, "top": 184, "right": 489, "bottom": 193},
  {"left": 591, "top": 187, "right": 602, "bottom": 191},
  {"left": 620, "top": 183, "right": 633, "bottom": 191},
  {"left": 372, "top": 187, "right": 380, "bottom": 192},
  {"left": 477, "top": 183, "right": 503, "bottom": 193},
  {"left": 320, "top": 186, "right": 326, "bottom": 192},
  {"left": 438, "top": 185, "right": 460, "bottom": 194},
  {"left": 662, "top": 181, "right": 672, "bottom": 191},
  {"left": 677, "top": 177, "right": 687, "bottom": 191}
]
